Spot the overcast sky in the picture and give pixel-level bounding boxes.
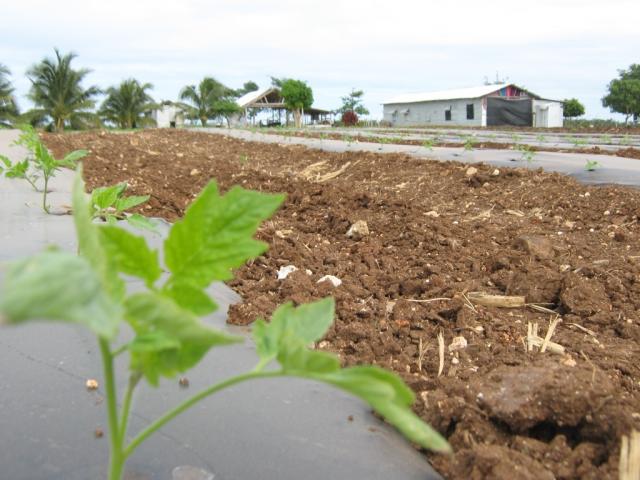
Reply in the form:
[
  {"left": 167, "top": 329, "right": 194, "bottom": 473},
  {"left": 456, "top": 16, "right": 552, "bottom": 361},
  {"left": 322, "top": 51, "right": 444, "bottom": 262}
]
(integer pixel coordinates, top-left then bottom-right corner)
[{"left": 1, "top": 0, "right": 638, "bottom": 119}]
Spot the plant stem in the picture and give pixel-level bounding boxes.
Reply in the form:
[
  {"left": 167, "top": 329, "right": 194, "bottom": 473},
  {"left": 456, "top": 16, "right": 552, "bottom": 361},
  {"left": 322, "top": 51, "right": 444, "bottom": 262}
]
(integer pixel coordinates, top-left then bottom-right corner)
[
  {"left": 123, "top": 370, "right": 284, "bottom": 459},
  {"left": 118, "top": 373, "right": 141, "bottom": 447},
  {"left": 42, "top": 175, "right": 50, "bottom": 213},
  {"left": 99, "top": 338, "right": 124, "bottom": 480}
]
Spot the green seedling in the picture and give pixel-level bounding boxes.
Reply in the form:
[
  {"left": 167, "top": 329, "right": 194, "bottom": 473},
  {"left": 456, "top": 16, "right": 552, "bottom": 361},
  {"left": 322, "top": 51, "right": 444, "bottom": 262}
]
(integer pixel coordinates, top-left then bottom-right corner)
[
  {"left": 343, "top": 135, "right": 354, "bottom": 146},
  {"left": 620, "top": 135, "right": 632, "bottom": 146},
  {"left": 518, "top": 144, "right": 536, "bottom": 164},
  {"left": 0, "top": 168, "right": 450, "bottom": 480},
  {"left": 570, "top": 136, "right": 588, "bottom": 148},
  {"left": 510, "top": 133, "right": 522, "bottom": 144},
  {"left": 463, "top": 136, "right": 476, "bottom": 151},
  {"left": 585, "top": 159, "right": 601, "bottom": 171},
  {"left": 422, "top": 139, "right": 435, "bottom": 151},
  {"left": 535, "top": 134, "right": 546, "bottom": 144},
  {"left": 0, "top": 154, "right": 39, "bottom": 190},
  {"left": 91, "top": 183, "right": 155, "bottom": 231},
  {"left": 601, "top": 134, "right": 612, "bottom": 145},
  {"left": 238, "top": 153, "right": 249, "bottom": 163}
]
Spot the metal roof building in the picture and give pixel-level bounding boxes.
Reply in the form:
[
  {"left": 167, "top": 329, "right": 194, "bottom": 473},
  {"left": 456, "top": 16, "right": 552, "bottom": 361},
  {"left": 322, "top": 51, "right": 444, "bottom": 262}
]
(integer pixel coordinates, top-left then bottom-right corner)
[{"left": 382, "top": 83, "right": 563, "bottom": 128}]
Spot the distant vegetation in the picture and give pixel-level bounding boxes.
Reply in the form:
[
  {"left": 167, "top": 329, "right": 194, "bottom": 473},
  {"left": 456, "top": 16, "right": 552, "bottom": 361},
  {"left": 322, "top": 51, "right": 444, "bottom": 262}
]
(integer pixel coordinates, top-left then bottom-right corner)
[
  {"left": 602, "top": 64, "right": 640, "bottom": 124},
  {"left": 563, "top": 98, "right": 585, "bottom": 118}
]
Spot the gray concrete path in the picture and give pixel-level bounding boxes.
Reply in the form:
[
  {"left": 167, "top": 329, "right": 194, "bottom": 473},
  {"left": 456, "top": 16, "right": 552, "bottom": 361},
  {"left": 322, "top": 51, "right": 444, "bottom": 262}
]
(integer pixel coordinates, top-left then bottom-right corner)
[
  {"left": 0, "top": 130, "right": 441, "bottom": 480},
  {"left": 200, "top": 128, "right": 640, "bottom": 187}
]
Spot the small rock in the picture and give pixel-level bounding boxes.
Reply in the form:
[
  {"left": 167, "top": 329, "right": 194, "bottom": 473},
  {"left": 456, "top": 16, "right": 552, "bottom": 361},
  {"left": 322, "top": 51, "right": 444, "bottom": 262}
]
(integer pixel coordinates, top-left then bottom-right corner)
[
  {"left": 86, "top": 379, "right": 99, "bottom": 391},
  {"left": 448, "top": 336, "right": 467, "bottom": 352},
  {"left": 561, "top": 356, "right": 577, "bottom": 367},
  {"left": 559, "top": 264, "right": 571, "bottom": 273},
  {"left": 563, "top": 220, "right": 576, "bottom": 229},
  {"left": 346, "top": 220, "right": 369, "bottom": 240},
  {"left": 94, "top": 427, "right": 104, "bottom": 438},
  {"left": 172, "top": 465, "right": 215, "bottom": 480},
  {"left": 277, "top": 265, "right": 298, "bottom": 280},
  {"left": 465, "top": 166, "right": 478, "bottom": 176},
  {"left": 179, "top": 377, "right": 189, "bottom": 388},
  {"left": 491, "top": 168, "right": 500, "bottom": 176},
  {"left": 317, "top": 275, "right": 342, "bottom": 287},
  {"left": 514, "top": 235, "right": 555, "bottom": 260},
  {"left": 189, "top": 168, "right": 200, "bottom": 176},
  {"left": 425, "top": 210, "right": 440, "bottom": 218}
]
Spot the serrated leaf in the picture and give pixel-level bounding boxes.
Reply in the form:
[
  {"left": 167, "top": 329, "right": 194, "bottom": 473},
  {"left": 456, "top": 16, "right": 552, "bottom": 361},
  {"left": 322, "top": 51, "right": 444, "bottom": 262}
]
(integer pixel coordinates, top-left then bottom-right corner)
[
  {"left": 253, "top": 298, "right": 335, "bottom": 364},
  {"left": 0, "top": 154, "right": 10, "bottom": 168},
  {"left": 0, "top": 251, "right": 122, "bottom": 339},
  {"left": 162, "top": 283, "right": 218, "bottom": 315},
  {"left": 164, "top": 181, "right": 284, "bottom": 288},
  {"left": 72, "top": 167, "right": 125, "bottom": 300},
  {"left": 124, "top": 292, "right": 242, "bottom": 385},
  {"left": 314, "top": 366, "right": 451, "bottom": 453},
  {"left": 92, "top": 183, "right": 126, "bottom": 210},
  {"left": 98, "top": 225, "right": 162, "bottom": 287},
  {"left": 115, "top": 195, "right": 149, "bottom": 212},
  {"left": 125, "top": 213, "right": 157, "bottom": 232},
  {"left": 61, "top": 149, "right": 88, "bottom": 167}
]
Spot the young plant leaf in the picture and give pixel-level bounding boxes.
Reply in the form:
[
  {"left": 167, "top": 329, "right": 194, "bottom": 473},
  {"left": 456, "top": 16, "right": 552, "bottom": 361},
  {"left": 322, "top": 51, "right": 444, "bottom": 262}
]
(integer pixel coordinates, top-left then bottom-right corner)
[
  {"left": 164, "top": 181, "right": 284, "bottom": 288},
  {"left": 92, "top": 183, "right": 127, "bottom": 210},
  {"left": 124, "top": 292, "right": 242, "bottom": 385},
  {"left": 97, "top": 225, "right": 162, "bottom": 288},
  {"left": 125, "top": 213, "right": 157, "bottom": 232},
  {"left": 72, "top": 167, "right": 125, "bottom": 300},
  {"left": 60, "top": 149, "right": 88, "bottom": 167},
  {"left": 0, "top": 250, "right": 122, "bottom": 339},
  {"left": 161, "top": 282, "right": 218, "bottom": 316},
  {"left": 115, "top": 194, "right": 150, "bottom": 212}
]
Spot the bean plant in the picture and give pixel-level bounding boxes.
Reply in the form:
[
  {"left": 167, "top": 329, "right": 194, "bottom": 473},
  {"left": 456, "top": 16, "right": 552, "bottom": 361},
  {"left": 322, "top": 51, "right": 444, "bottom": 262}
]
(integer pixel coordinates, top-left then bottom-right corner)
[
  {"left": 0, "top": 168, "right": 450, "bottom": 480},
  {"left": 518, "top": 144, "right": 536, "bottom": 164},
  {"left": 463, "top": 136, "right": 476, "bottom": 151},
  {"left": 585, "top": 159, "right": 601, "bottom": 171}
]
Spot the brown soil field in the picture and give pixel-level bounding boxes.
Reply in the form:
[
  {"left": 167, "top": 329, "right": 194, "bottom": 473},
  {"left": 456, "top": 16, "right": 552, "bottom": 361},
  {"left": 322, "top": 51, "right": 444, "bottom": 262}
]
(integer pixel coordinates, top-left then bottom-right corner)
[{"left": 43, "top": 129, "right": 640, "bottom": 480}]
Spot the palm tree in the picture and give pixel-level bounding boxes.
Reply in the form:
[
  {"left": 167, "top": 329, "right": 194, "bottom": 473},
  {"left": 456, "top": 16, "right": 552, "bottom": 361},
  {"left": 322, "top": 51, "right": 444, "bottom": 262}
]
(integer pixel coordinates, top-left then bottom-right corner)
[
  {"left": 99, "top": 79, "right": 157, "bottom": 129},
  {"left": 179, "top": 77, "right": 233, "bottom": 126},
  {"left": 0, "top": 64, "right": 19, "bottom": 128},
  {"left": 26, "top": 49, "right": 100, "bottom": 131}
]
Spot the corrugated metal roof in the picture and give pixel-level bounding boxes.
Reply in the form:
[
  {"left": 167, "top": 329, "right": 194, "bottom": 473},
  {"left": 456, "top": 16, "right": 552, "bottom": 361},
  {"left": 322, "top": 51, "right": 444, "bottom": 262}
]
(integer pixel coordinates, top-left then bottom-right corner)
[
  {"left": 236, "top": 87, "right": 278, "bottom": 108},
  {"left": 383, "top": 84, "right": 530, "bottom": 105}
]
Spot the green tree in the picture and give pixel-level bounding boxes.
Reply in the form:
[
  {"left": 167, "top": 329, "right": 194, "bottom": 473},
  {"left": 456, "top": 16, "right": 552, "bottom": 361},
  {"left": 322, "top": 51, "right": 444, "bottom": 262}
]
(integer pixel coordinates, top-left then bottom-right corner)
[
  {"left": 563, "top": 98, "right": 585, "bottom": 118},
  {"left": 602, "top": 64, "right": 640, "bottom": 124},
  {"left": 26, "top": 49, "right": 100, "bottom": 131},
  {"left": 179, "top": 77, "right": 233, "bottom": 126},
  {"left": 281, "top": 79, "right": 313, "bottom": 128},
  {"left": 212, "top": 98, "right": 241, "bottom": 127},
  {"left": 235, "top": 81, "right": 259, "bottom": 97},
  {"left": 0, "top": 64, "right": 19, "bottom": 128},
  {"left": 338, "top": 89, "right": 369, "bottom": 116},
  {"left": 99, "top": 79, "right": 157, "bottom": 129}
]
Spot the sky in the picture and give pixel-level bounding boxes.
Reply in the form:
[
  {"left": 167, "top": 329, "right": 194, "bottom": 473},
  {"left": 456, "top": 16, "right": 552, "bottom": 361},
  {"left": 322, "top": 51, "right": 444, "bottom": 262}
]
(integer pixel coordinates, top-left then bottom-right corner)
[{"left": 1, "top": 0, "right": 638, "bottom": 120}]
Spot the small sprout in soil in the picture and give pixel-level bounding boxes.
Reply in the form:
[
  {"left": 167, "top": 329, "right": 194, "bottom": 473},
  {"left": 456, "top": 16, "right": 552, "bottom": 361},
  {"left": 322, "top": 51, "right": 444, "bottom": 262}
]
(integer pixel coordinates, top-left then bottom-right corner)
[
  {"left": 570, "top": 136, "right": 588, "bottom": 148},
  {"left": 620, "top": 134, "right": 632, "bottom": 146},
  {"left": 518, "top": 144, "right": 536, "bottom": 164},
  {"left": 585, "top": 159, "right": 601, "bottom": 171},
  {"left": 422, "top": 139, "right": 435, "bottom": 151},
  {"left": 91, "top": 183, "right": 156, "bottom": 231},
  {"left": 463, "top": 136, "right": 476, "bottom": 151},
  {"left": 536, "top": 134, "right": 547, "bottom": 144},
  {"left": 510, "top": 133, "right": 522, "bottom": 144},
  {"left": 0, "top": 168, "right": 451, "bottom": 480},
  {"left": 601, "top": 134, "right": 612, "bottom": 145}
]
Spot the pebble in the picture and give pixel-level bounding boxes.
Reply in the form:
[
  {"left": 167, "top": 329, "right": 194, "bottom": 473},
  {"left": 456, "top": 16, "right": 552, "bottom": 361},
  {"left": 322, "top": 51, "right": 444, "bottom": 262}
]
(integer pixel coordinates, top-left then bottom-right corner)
[
  {"left": 346, "top": 220, "right": 369, "bottom": 240},
  {"left": 277, "top": 265, "right": 298, "bottom": 280},
  {"left": 465, "top": 167, "right": 478, "bottom": 176},
  {"left": 448, "top": 336, "right": 467, "bottom": 352},
  {"left": 317, "top": 275, "right": 342, "bottom": 287},
  {"left": 86, "top": 379, "right": 99, "bottom": 391}
]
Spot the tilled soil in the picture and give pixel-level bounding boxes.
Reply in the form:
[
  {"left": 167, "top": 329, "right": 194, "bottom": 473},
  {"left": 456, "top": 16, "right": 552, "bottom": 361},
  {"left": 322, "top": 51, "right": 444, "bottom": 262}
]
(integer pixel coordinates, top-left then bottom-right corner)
[{"left": 43, "top": 129, "right": 640, "bottom": 480}]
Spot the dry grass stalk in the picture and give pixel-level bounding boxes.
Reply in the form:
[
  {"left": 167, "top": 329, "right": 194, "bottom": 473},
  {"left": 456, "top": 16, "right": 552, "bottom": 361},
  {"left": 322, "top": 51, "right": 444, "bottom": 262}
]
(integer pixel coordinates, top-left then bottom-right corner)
[
  {"left": 540, "top": 316, "right": 562, "bottom": 353},
  {"left": 527, "top": 303, "right": 558, "bottom": 315},
  {"left": 619, "top": 430, "right": 640, "bottom": 480},
  {"left": 461, "top": 293, "right": 478, "bottom": 313},
  {"left": 527, "top": 321, "right": 565, "bottom": 355},
  {"left": 406, "top": 297, "right": 451, "bottom": 303},
  {"left": 417, "top": 338, "right": 427, "bottom": 372},
  {"left": 467, "top": 292, "right": 525, "bottom": 308},
  {"left": 437, "top": 331, "right": 445, "bottom": 377}
]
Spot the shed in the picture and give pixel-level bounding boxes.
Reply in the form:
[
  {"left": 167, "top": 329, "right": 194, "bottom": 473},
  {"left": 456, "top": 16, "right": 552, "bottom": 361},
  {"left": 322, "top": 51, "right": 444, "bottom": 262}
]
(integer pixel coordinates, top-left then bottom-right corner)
[
  {"left": 382, "top": 84, "right": 563, "bottom": 128},
  {"left": 152, "top": 103, "right": 185, "bottom": 128}
]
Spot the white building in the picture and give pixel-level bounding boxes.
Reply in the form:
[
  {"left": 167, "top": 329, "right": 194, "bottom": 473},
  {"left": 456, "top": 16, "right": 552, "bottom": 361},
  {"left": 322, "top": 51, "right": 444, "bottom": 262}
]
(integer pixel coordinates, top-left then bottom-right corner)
[
  {"left": 382, "top": 84, "right": 564, "bottom": 128},
  {"left": 152, "top": 104, "right": 185, "bottom": 128}
]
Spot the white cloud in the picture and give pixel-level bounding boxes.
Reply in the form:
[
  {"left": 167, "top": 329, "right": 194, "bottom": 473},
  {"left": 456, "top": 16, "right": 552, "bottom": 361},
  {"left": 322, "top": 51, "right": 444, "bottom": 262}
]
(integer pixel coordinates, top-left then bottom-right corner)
[{"left": 1, "top": 0, "right": 638, "bottom": 118}]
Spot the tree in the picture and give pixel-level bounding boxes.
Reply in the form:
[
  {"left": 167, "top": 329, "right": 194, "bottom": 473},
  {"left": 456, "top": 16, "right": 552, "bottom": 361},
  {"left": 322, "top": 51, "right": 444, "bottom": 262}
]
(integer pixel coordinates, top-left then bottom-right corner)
[
  {"left": 338, "top": 89, "right": 369, "bottom": 116},
  {"left": 281, "top": 79, "right": 313, "bottom": 128},
  {"left": 602, "top": 64, "right": 640, "bottom": 124},
  {"left": 563, "top": 98, "right": 585, "bottom": 118},
  {"left": 0, "top": 64, "right": 19, "bottom": 128},
  {"left": 212, "top": 98, "right": 241, "bottom": 127},
  {"left": 99, "top": 79, "right": 157, "bottom": 129},
  {"left": 26, "top": 49, "right": 100, "bottom": 131},
  {"left": 235, "top": 81, "right": 259, "bottom": 97},
  {"left": 179, "top": 77, "right": 233, "bottom": 126}
]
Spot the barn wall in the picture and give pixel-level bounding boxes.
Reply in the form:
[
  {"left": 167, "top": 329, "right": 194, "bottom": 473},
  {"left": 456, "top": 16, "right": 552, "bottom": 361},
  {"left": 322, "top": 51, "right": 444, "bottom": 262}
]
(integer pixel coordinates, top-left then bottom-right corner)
[
  {"left": 532, "top": 100, "right": 564, "bottom": 128},
  {"left": 383, "top": 98, "right": 484, "bottom": 126}
]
